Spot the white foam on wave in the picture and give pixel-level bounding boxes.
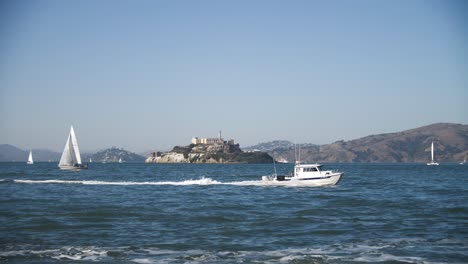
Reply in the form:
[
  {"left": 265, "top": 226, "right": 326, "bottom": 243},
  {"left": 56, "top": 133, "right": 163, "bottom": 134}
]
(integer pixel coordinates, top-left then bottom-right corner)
[
  {"left": 353, "top": 253, "right": 427, "bottom": 263},
  {"left": 0, "top": 241, "right": 448, "bottom": 264},
  {"left": 132, "top": 258, "right": 155, "bottom": 264},
  {"left": 13, "top": 178, "right": 270, "bottom": 187},
  {"left": 0, "top": 246, "right": 110, "bottom": 262},
  {"left": 0, "top": 249, "right": 57, "bottom": 257},
  {"left": 15, "top": 179, "right": 83, "bottom": 184},
  {"left": 53, "top": 247, "right": 108, "bottom": 261},
  {"left": 14, "top": 177, "right": 222, "bottom": 186}
]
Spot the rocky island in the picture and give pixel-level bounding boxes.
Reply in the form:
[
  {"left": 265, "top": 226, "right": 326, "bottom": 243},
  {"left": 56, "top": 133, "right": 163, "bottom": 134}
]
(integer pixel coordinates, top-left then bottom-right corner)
[{"left": 145, "top": 133, "right": 273, "bottom": 163}]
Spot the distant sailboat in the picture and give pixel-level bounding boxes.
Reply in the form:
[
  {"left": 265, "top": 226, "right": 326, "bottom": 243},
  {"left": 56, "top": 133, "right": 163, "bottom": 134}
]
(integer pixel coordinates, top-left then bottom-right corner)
[
  {"left": 118, "top": 158, "right": 123, "bottom": 163},
  {"left": 58, "top": 126, "right": 88, "bottom": 169},
  {"left": 461, "top": 158, "right": 466, "bottom": 165},
  {"left": 427, "top": 141, "right": 439, "bottom": 166},
  {"left": 27, "top": 150, "right": 34, "bottom": 165}
]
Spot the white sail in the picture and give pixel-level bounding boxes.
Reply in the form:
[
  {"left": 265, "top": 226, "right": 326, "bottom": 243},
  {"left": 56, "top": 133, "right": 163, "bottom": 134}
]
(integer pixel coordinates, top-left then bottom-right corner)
[
  {"left": 427, "top": 141, "right": 439, "bottom": 166},
  {"left": 431, "top": 142, "right": 434, "bottom": 161},
  {"left": 70, "top": 126, "right": 82, "bottom": 165},
  {"left": 59, "top": 126, "right": 84, "bottom": 169},
  {"left": 27, "top": 151, "right": 34, "bottom": 165}
]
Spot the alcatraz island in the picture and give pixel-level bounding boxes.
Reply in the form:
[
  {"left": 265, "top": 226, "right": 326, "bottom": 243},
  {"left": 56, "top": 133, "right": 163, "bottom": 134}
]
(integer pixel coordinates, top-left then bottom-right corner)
[{"left": 145, "top": 132, "right": 273, "bottom": 163}]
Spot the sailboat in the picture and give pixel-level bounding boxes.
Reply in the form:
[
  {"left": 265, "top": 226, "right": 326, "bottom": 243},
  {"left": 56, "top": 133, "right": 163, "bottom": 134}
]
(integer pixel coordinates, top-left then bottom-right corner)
[
  {"left": 58, "top": 126, "right": 88, "bottom": 169},
  {"left": 118, "top": 157, "right": 123, "bottom": 163},
  {"left": 26, "top": 150, "right": 34, "bottom": 165},
  {"left": 460, "top": 158, "right": 466, "bottom": 165},
  {"left": 427, "top": 141, "right": 439, "bottom": 166}
]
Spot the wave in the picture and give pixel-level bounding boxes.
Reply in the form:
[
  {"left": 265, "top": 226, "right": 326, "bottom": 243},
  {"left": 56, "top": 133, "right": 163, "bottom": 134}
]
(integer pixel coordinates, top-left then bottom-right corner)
[
  {"left": 0, "top": 246, "right": 109, "bottom": 262},
  {"left": 0, "top": 239, "right": 452, "bottom": 263},
  {"left": 14, "top": 178, "right": 222, "bottom": 186}
]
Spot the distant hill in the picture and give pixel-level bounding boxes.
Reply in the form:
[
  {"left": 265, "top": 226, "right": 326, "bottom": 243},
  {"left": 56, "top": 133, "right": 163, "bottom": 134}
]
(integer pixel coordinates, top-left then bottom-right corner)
[
  {"left": 265, "top": 123, "right": 468, "bottom": 163},
  {"left": 2, "top": 123, "right": 466, "bottom": 163},
  {"left": 0, "top": 145, "right": 144, "bottom": 163},
  {"left": 0, "top": 144, "right": 27, "bottom": 162},
  {"left": 0, "top": 144, "right": 61, "bottom": 162},
  {"left": 243, "top": 140, "right": 317, "bottom": 152},
  {"left": 83, "top": 147, "right": 145, "bottom": 163}
]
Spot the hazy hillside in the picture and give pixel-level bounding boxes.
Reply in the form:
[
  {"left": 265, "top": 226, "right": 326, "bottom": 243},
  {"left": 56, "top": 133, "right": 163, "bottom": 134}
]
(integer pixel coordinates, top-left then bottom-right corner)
[
  {"left": 82, "top": 147, "right": 145, "bottom": 163},
  {"left": 0, "top": 144, "right": 61, "bottom": 162},
  {"left": 0, "top": 144, "right": 27, "bottom": 162},
  {"left": 266, "top": 123, "right": 468, "bottom": 163},
  {"left": 0, "top": 145, "right": 144, "bottom": 163},
  {"left": 243, "top": 140, "right": 294, "bottom": 152},
  {"left": 2, "top": 123, "right": 467, "bottom": 163},
  {"left": 243, "top": 140, "right": 317, "bottom": 152}
]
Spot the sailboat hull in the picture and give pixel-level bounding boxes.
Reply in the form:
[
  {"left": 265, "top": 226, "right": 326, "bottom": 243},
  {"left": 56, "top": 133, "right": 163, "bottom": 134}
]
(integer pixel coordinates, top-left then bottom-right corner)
[{"left": 59, "top": 164, "right": 88, "bottom": 170}]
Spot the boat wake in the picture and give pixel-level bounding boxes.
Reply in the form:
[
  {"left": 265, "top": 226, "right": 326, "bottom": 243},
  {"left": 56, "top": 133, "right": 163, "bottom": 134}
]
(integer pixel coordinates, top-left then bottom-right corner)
[
  {"left": 14, "top": 178, "right": 222, "bottom": 186},
  {"left": 13, "top": 177, "right": 327, "bottom": 187}
]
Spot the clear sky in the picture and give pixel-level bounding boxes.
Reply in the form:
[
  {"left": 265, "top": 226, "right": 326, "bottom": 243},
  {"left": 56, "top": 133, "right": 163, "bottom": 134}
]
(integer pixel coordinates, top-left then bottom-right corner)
[{"left": 1, "top": 0, "right": 467, "bottom": 153}]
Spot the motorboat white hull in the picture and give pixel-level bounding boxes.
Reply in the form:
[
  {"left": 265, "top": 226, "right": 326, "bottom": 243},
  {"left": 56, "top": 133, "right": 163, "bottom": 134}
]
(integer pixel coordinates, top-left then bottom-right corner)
[{"left": 262, "top": 172, "right": 343, "bottom": 186}]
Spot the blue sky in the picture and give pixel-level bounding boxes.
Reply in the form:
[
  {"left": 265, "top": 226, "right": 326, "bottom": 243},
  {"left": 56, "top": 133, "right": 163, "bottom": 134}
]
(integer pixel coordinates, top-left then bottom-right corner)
[{"left": 1, "top": 0, "right": 467, "bottom": 153}]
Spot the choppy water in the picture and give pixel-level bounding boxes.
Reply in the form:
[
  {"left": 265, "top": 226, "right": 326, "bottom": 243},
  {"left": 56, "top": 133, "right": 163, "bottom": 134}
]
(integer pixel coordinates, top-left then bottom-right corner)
[{"left": 0, "top": 162, "right": 467, "bottom": 263}]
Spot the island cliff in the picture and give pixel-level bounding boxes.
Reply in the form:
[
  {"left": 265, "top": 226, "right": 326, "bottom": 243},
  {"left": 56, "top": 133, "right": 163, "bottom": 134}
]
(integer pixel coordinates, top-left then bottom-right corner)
[{"left": 145, "top": 136, "right": 273, "bottom": 164}]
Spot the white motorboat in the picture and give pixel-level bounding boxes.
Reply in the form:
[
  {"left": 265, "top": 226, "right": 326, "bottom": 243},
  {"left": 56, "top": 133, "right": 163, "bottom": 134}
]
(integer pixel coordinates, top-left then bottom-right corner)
[
  {"left": 58, "top": 126, "right": 88, "bottom": 170},
  {"left": 427, "top": 141, "right": 439, "bottom": 166},
  {"left": 262, "top": 163, "right": 343, "bottom": 186},
  {"left": 26, "top": 150, "right": 34, "bottom": 165}
]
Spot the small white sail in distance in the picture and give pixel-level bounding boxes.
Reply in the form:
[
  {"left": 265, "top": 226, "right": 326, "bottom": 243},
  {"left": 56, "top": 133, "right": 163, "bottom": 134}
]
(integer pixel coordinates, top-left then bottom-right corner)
[
  {"left": 27, "top": 150, "right": 34, "bottom": 165},
  {"left": 58, "top": 126, "right": 83, "bottom": 168},
  {"left": 427, "top": 141, "right": 439, "bottom": 166}
]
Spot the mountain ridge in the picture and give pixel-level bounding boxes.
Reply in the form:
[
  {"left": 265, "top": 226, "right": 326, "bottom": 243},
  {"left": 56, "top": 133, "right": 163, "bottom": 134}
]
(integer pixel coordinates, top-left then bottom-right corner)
[
  {"left": 2, "top": 123, "right": 467, "bottom": 163},
  {"left": 254, "top": 123, "right": 468, "bottom": 163}
]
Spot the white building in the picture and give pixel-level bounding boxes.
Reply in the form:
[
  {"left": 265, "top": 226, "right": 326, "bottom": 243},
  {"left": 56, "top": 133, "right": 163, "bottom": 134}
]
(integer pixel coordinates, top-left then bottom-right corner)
[{"left": 191, "top": 131, "right": 234, "bottom": 145}]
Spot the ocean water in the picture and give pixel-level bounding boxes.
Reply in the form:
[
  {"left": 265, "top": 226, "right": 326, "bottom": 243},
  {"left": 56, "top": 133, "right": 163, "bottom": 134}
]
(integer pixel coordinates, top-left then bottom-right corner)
[{"left": 0, "top": 162, "right": 467, "bottom": 263}]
